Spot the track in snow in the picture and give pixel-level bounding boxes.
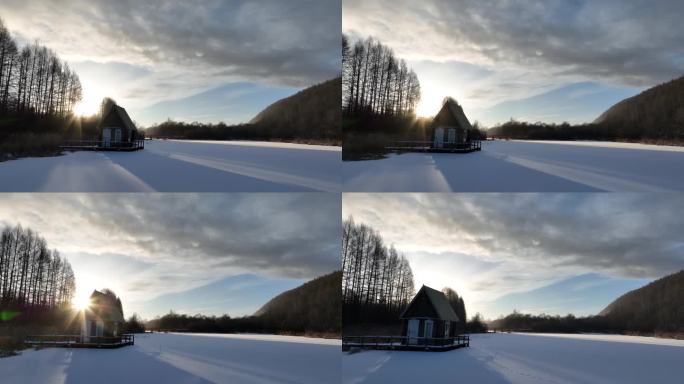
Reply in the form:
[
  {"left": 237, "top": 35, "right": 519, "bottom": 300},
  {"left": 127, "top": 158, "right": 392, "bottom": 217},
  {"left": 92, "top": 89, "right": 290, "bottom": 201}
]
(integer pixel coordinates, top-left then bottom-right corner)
[
  {"left": 0, "top": 333, "right": 341, "bottom": 384},
  {"left": 343, "top": 333, "right": 684, "bottom": 384},
  {"left": 342, "top": 140, "right": 684, "bottom": 192},
  {"left": 0, "top": 140, "right": 341, "bottom": 192}
]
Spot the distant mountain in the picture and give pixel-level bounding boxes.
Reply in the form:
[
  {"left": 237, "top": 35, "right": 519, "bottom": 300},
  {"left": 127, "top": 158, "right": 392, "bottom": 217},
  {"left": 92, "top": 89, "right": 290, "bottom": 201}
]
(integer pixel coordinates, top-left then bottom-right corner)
[
  {"left": 600, "top": 270, "right": 684, "bottom": 332},
  {"left": 255, "top": 271, "right": 341, "bottom": 335},
  {"left": 250, "top": 77, "right": 341, "bottom": 141},
  {"left": 594, "top": 75, "right": 684, "bottom": 140}
]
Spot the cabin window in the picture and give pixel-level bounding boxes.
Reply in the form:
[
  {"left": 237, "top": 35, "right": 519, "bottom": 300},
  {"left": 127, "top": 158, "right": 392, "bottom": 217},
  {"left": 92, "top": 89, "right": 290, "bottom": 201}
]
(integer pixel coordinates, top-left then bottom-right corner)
[
  {"left": 424, "top": 320, "right": 434, "bottom": 340},
  {"left": 445, "top": 321, "right": 450, "bottom": 337},
  {"left": 447, "top": 128, "right": 456, "bottom": 143}
]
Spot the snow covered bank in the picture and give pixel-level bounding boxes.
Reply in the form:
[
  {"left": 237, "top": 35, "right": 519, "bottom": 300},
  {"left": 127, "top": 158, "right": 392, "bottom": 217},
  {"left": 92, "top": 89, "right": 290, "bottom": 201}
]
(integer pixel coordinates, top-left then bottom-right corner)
[
  {"left": 343, "top": 333, "right": 684, "bottom": 384},
  {"left": 0, "top": 140, "right": 341, "bottom": 192},
  {"left": 342, "top": 140, "right": 684, "bottom": 192},
  {"left": 0, "top": 333, "right": 341, "bottom": 384}
]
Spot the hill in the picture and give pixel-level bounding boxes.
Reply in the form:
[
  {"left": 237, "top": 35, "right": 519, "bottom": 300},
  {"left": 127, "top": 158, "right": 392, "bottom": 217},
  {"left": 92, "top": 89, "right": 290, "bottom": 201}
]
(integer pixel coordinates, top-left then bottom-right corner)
[
  {"left": 144, "top": 77, "right": 341, "bottom": 144},
  {"left": 599, "top": 270, "right": 684, "bottom": 332},
  {"left": 255, "top": 271, "right": 341, "bottom": 335},
  {"left": 250, "top": 77, "right": 341, "bottom": 141},
  {"left": 595, "top": 75, "right": 684, "bottom": 141}
]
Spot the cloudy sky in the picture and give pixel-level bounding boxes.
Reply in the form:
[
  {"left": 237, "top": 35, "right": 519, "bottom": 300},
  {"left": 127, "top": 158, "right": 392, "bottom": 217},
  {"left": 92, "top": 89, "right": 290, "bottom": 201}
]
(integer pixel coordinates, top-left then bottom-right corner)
[
  {"left": 343, "top": 0, "right": 684, "bottom": 126},
  {"left": 0, "top": 0, "right": 341, "bottom": 126},
  {"left": 343, "top": 194, "right": 684, "bottom": 319},
  {"left": 0, "top": 194, "right": 340, "bottom": 319}
]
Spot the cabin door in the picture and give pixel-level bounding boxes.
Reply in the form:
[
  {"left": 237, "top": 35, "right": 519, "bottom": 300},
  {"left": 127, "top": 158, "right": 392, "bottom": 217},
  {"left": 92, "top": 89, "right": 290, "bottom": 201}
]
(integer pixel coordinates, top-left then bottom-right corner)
[
  {"left": 407, "top": 319, "right": 419, "bottom": 345},
  {"left": 447, "top": 128, "right": 456, "bottom": 144},
  {"left": 114, "top": 128, "right": 122, "bottom": 143},
  {"left": 434, "top": 128, "right": 445, "bottom": 148},
  {"left": 424, "top": 320, "right": 434, "bottom": 342},
  {"left": 102, "top": 128, "right": 111, "bottom": 147}
]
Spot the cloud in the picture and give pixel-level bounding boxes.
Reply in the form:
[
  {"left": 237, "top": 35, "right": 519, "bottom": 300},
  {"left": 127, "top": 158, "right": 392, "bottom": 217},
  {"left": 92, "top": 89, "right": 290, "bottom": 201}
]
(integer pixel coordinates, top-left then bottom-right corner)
[
  {"left": 0, "top": 0, "right": 341, "bottom": 122},
  {"left": 0, "top": 193, "right": 340, "bottom": 303},
  {"left": 343, "top": 194, "right": 684, "bottom": 308},
  {"left": 344, "top": 0, "right": 684, "bottom": 87},
  {"left": 2, "top": 0, "right": 340, "bottom": 87}
]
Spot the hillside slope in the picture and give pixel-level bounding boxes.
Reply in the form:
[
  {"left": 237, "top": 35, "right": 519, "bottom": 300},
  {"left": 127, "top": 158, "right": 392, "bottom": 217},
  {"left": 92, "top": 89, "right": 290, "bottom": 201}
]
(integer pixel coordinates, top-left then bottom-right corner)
[
  {"left": 600, "top": 270, "right": 684, "bottom": 332},
  {"left": 250, "top": 77, "right": 341, "bottom": 141},
  {"left": 255, "top": 271, "right": 341, "bottom": 335},
  {"left": 595, "top": 76, "right": 684, "bottom": 140}
]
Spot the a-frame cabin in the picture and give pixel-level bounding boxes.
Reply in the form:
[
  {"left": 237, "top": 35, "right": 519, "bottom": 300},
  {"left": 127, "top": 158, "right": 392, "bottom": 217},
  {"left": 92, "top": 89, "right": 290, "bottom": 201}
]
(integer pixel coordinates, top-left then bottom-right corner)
[{"left": 400, "top": 285, "right": 460, "bottom": 345}]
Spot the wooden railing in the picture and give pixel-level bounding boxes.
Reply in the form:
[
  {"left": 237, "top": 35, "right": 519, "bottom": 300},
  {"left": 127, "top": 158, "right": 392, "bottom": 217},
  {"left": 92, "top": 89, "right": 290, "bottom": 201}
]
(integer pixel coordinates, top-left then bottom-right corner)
[
  {"left": 26, "top": 333, "right": 135, "bottom": 347},
  {"left": 386, "top": 139, "right": 481, "bottom": 152},
  {"left": 60, "top": 139, "right": 145, "bottom": 150},
  {"left": 343, "top": 334, "right": 469, "bottom": 349}
]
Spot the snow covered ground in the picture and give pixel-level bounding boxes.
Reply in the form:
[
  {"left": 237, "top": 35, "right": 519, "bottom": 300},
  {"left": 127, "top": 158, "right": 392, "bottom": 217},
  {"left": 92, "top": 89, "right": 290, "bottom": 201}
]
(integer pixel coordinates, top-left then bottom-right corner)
[
  {"left": 0, "top": 140, "right": 341, "bottom": 192},
  {"left": 343, "top": 333, "right": 684, "bottom": 384},
  {"left": 0, "top": 332, "right": 341, "bottom": 384},
  {"left": 342, "top": 140, "right": 684, "bottom": 192}
]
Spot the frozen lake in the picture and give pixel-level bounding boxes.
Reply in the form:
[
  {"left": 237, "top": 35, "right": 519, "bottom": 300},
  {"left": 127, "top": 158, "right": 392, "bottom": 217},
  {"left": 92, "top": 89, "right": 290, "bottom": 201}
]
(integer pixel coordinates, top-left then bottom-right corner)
[
  {"left": 0, "top": 332, "right": 341, "bottom": 384},
  {"left": 0, "top": 140, "right": 341, "bottom": 192},
  {"left": 343, "top": 332, "right": 684, "bottom": 384},
  {"left": 342, "top": 140, "right": 684, "bottom": 192}
]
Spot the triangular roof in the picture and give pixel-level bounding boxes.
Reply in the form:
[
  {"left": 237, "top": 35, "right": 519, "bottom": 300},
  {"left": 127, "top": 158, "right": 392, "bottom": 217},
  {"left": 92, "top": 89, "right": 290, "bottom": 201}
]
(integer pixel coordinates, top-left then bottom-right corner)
[
  {"left": 399, "top": 285, "right": 460, "bottom": 321},
  {"left": 433, "top": 97, "right": 473, "bottom": 131},
  {"left": 88, "top": 290, "right": 124, "bottom": 323},
  {"left": 98, "top": 104, "right": 137, "bottom": 132}
]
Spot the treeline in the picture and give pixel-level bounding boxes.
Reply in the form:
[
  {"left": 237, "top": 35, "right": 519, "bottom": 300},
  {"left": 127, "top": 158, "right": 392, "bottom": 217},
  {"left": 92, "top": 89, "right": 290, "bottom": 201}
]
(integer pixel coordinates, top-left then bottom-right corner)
[
  {"left": 487, "top": 120, "right": 608, "bottom": 141},
  {"left": 342, "top": 217, "right": 415, "bottom": 323},
  {"left": 145, "top": 121, "right": 268, "bottom": 141},
  {"left": 342, "top": 35, "right": 420, "bottom": 117},
  {"left": 0, "top": 18, "right": 82, "bottom": 117},
  {"left": 147, "top": 312, "right": 266, "bottom": 334},
  {"left": 490, "top": 312, "right": 615, "bottom": 334},
  {"left": 0, "top": 225, "right": 76, "bottom": 312}
]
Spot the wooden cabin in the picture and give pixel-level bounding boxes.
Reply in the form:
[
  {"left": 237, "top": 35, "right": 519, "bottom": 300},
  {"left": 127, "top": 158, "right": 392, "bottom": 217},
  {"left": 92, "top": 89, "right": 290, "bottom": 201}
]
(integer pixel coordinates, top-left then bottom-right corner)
[
  {"left": 400, "top": 285, "right": 460, "bottom": 345},
  {"left": 98, "top": 104, "right": 139, "bottom": 148},
  {"left": 431, "top": 98, "right": 475, "bottom": 149},
  {"left": 81, "top": 290, "right": 124, "bottom": 343}
]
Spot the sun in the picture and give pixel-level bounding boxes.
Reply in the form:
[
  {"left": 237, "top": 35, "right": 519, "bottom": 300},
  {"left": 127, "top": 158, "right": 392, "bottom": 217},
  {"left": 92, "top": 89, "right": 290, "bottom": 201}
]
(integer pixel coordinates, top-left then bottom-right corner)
[
  {"left": 73, "top": 96, "right": 101, "bottom": 117},
  {"left": 72, "top": 294, "right": 92, "bottom": 311}
]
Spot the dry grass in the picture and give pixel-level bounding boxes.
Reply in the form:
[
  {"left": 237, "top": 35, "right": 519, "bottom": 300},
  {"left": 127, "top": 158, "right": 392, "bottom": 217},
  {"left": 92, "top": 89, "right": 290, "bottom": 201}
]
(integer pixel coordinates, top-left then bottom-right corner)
[{"left": 0, "top": 133, "right": 63, "bottom": 162}]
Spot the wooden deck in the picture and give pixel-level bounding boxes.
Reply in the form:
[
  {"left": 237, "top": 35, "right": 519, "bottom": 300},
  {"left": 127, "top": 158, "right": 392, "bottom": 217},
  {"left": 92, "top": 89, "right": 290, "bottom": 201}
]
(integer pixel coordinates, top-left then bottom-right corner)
[
  {"left": 60, "top": 140, "right": 145, "bottom": 152},
  {"left": 25, "top": 334, "right": 135, "bottom": 349},
  {"left": 343, "top": 335, "right": 470, "bottom": 352},
  {"left": 386, "top": 140, "right": 481, "bottom": 153}
]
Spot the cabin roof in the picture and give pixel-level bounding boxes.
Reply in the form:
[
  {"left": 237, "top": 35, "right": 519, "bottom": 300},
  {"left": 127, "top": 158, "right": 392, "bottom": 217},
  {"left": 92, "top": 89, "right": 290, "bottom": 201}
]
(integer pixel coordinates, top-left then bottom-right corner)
[
  {"left": 433, "top": 98, "right": 473, "bottom": 131},
  {"left": 88, "top": 290, "right": 124, "bottom": 323},
  {"left": 98, "top": 104, "right": 137, "bottom": 132},
  {"left": 400, "top": 285, "right": 460, "bottom": 321}
]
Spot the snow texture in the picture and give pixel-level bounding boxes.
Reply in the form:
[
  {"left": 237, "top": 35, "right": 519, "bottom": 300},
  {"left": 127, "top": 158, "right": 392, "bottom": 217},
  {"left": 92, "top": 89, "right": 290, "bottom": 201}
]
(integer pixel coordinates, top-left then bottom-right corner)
[
  {"left": 0, "top": 140, "right": 341, "bottom": 192},
  {"left": 0, "top": 332, "right": 341, "bottom": 384},
  {"left": 343, "top": 333, "right": 684, "bottom": 384},
  {"left": 343, "top": 140, "right": 684, "bottom": 192}
]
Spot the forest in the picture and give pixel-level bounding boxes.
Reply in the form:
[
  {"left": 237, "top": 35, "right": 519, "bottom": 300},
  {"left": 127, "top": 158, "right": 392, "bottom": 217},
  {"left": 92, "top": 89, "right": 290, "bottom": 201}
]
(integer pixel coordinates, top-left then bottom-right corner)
[
  {"left": 342, "top": 217, "right": 415, "bottom": 325},
  {"left": 146, "top": 271, "right": 341, "bottom": 338},
  {"left": 342, "top": 35, "right": 426, "bottom": 159},
  {"left": 0, "top": 224, "right": 76, "bottom": 314},
  {"left": 0, "top": 17, "right": 86, "bottom": 159},
  {"left": 342, "top": 35, "right": 420, "bottom": 117}
]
